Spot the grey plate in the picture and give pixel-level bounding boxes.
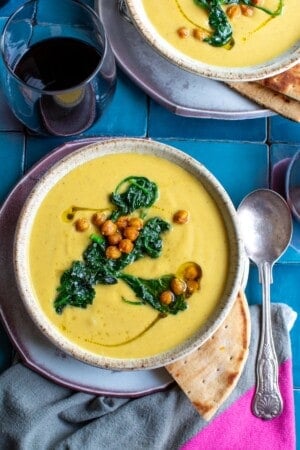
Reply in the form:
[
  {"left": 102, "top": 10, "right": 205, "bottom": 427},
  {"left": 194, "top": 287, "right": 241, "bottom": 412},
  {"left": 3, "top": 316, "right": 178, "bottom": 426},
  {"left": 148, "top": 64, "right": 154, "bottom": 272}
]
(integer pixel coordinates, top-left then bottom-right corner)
[{"left": 96, "top": 0, "right": 272, "bottom": 120}]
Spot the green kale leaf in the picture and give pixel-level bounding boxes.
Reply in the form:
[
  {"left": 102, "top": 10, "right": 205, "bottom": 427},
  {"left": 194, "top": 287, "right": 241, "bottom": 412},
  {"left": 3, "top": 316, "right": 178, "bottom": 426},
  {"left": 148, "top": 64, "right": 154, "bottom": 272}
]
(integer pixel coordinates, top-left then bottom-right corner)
[
  {"left": 110, "top": 176, "right": 158, "bottom": 220},
  {"left": 119, "top": 273, "right": 188, "bottom": 314}
]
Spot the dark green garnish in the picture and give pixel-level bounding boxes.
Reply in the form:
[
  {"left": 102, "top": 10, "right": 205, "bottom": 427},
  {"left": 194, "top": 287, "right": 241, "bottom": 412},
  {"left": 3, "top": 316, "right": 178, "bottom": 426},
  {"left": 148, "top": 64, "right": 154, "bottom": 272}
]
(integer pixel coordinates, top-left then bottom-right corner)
[
  {"left": 54, "top": 261, "right": 96, "bottom": 314},
  {"left": 110, "top": 176, "right": 158, "bottom": 220},
  {"left": 54, "top": 177, "right": 188, "bottom": 314},
  {"left": 195, "top": 0, "right": 233, "bottom": 46},
  {"left": 119, "top": 274, "right": 187, "bottom": 315},
  {"left": 54, "top": 176, "right": 201, "bottom": 316},
  {"left": 193, "top": 0, "right": 283, "bottom": 47},
  {"left": 54, "top": 215, "right": 172, "bottom": 314}
]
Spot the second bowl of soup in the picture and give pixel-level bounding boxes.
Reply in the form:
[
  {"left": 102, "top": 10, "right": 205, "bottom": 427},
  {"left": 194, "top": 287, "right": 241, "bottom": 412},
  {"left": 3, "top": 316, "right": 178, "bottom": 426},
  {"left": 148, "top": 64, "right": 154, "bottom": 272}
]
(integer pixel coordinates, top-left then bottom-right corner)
[{"left": 125, "top": 0, "right": 300, "bottom": 81}]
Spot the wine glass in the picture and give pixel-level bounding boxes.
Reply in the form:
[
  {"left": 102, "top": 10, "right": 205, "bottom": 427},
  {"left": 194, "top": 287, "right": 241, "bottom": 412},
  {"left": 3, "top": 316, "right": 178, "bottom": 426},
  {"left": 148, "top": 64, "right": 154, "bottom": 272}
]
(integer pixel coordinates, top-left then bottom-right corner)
[{"left": 0, "top": 0, "right": 116, "bottom": 136}]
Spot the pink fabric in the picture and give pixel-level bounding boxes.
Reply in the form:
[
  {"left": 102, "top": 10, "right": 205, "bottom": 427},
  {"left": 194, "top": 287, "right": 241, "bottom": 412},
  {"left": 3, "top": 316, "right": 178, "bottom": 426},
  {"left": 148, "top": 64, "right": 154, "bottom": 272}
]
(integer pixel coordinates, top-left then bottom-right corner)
[{"left": 182, "top": 359, "right": 295, "bottom": 450}]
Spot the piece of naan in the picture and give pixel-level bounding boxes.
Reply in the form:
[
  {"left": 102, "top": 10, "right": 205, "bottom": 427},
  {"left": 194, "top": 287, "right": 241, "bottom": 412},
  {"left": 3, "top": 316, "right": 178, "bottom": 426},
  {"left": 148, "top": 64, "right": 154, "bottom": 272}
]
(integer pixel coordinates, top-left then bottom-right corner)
[
  {"left": 166, "top": 291, "right": 251, "bottom": 421},
  {"left": 258, "top": 64, "right": 300, "bottom": 102}
]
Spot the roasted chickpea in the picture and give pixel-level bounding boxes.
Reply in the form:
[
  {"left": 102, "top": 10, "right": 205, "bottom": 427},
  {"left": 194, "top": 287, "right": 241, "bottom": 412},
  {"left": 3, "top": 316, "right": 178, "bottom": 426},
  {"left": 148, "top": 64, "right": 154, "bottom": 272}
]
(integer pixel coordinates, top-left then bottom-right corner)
[
  {"left": 75, "top": 217, "right": 90, "bottom": 232},
  {"left": 240, "top": 4, "right": 253, "bottom": 15},
  {"left": 160, "top": 290, "right": 174, "bottom": 305},
  {"left": 170, "top": 277, "right": 187, "bottom": 296},
  {"left": 92, "top": 212, "right": 107, "bottom": 227},
  {"left": 108, "top": 232, "right": 122, "bottom": 245},
  {"left": 186, "top": 279, "right": 200, "bottom": 296},
  {"left": 128, "top": 217, "right": 144, "bottom": 230},
  {"left": 123, "top": 226, "right": 139, "bottom": 241},
  {"left": 105, "top": 245, "right": 121, "bottom": 259},
  {"left": 193, "top": 28, "right": 208, "bottom": 41},
  {"left": 101, "top": 220, "right": 117, "bottom": 236},
  {"left": 173, "top": 210, "right": 189, "bottom": 224},
  {"left": 116, "top": 216, "right": 129, "bottom": 230},
  {"left": 183, "top": 263, "right": 202, "bottom": 280},
  {"left": 118, "top": 238, "right": 134, "bottom": 254},
  {"left": 177, "top": 26, "right": 190, "bottom": 39},
  {"left": 226, "top": 4, "right": 241, "bottom": 18}
]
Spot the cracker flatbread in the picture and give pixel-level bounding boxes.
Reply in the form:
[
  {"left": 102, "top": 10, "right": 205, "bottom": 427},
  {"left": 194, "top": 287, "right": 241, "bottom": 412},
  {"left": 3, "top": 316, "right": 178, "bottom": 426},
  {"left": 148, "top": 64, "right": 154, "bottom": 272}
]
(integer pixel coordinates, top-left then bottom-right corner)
[
  {"left": 257, "top": 64, "right": 300, "bottom": 102},
  {"left": 166, "top": 291, "right": 250, "bottom": 421},
  {"left": 226, "top": 81, "right": 300, "bottom": 122}
]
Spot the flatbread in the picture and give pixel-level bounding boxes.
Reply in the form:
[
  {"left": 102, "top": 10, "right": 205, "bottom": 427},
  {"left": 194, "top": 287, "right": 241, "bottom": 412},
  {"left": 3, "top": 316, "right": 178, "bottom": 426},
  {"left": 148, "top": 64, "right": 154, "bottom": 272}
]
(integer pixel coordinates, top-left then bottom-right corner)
[
  {"left": 226, "top": 81, "right": 300, "bottom": 122},
  {"left": 165, "top": 291, "right": 250, "bottom": 421},
  {"left": 257, "top": 64, "right": 300, "bottom": 102}
]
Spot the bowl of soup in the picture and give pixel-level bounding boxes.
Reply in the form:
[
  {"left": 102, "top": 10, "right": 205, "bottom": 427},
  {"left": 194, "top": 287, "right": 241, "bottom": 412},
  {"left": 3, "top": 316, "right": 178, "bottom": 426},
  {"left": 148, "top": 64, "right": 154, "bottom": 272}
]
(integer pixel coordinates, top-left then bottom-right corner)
[
  {"left": 14, "top": 138, "right": 245, "bottom": 370},
  {"left": 125, "top": 0, "right": 300, "bottom": 81}
]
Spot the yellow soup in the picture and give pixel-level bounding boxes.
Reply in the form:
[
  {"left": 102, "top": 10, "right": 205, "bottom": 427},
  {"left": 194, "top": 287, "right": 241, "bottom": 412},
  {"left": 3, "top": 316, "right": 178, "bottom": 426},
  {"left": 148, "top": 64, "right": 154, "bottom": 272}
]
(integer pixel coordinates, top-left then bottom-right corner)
[
  {"left": 142, "top": 0, "right": 300, "bottom": 67},
  {"left": 29, "top": 153, "right": 229, "bottom": 359}
]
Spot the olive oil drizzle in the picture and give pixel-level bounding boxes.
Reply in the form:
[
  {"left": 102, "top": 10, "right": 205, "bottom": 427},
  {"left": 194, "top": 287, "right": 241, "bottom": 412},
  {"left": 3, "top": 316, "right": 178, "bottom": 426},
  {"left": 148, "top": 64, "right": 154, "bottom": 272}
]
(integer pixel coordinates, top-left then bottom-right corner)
[
  {"left": 83, "top": 314, "right": 163, "bottom": 347},
  {"left": 241, "top": 15, "right": 273, "bottom": 42},
  {"left": 174, "top": 0, "right": 210, "bottom": 33}
]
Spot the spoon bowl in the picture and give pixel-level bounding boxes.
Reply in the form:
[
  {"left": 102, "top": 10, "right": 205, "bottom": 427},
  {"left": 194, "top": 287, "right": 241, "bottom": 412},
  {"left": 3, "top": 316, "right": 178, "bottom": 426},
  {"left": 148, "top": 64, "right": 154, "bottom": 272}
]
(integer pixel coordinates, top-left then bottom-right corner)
[
  {"left": 238, "top": 189, "right": 292, "bottom": 419},
  {"left": 238, "top": 189, "right": 292, "bottom": 265}
]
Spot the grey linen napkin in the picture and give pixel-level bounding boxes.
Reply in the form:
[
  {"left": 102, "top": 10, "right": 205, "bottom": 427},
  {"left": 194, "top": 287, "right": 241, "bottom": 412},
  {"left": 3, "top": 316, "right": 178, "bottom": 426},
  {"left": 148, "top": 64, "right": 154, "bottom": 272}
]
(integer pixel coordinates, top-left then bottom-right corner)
[{"left": 0, "top": 303, "right": 296, "bottom": 450}]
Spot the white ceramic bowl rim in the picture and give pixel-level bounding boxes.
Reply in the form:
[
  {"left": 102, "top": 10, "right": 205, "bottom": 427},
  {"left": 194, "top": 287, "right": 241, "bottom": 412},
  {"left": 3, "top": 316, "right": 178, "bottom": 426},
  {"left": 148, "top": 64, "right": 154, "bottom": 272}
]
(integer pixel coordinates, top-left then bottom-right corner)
[
  {"left": 14, "top": 138, "right": 245, "bottom": 370},
  {"left": 125, "top": 0, "right": 300, "bottom": 82}
]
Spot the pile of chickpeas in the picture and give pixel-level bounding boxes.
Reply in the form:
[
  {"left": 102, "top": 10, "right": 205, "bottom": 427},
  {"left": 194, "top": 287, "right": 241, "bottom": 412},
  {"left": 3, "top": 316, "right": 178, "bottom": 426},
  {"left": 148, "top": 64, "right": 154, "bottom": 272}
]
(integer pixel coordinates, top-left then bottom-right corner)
[
  {"left": 74, "top": 208, "right": 200, "bottom": 307},
  {"left": 75, "top": 209, "right": 190, "bottom": 259},
  {"left": 74, "top": 212, "right": 144, "bottom": 260}
]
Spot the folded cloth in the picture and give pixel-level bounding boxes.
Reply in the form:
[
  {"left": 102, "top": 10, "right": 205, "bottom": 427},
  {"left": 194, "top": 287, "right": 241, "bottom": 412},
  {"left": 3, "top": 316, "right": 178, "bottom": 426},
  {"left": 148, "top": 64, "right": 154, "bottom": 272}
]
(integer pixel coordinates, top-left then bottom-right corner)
[{"left": 0, "top": 304, "right": 296, "bottom": 450}]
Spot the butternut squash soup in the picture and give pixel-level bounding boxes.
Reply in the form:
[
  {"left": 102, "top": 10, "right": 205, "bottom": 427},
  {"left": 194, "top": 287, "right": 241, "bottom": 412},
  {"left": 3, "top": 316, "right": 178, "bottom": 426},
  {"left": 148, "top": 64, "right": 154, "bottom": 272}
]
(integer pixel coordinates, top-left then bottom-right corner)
[
  {"left": 140, "top": 0, "right": 300, "bottom": 67},
  {"left": 27, "top": 151, "right": 231, "bottom": 361}
]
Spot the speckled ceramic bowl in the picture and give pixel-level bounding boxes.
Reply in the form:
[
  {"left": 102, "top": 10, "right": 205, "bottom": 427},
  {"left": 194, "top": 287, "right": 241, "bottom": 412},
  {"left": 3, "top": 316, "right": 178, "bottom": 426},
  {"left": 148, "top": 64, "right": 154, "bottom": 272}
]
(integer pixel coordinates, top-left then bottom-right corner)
[
  {"left": 125, "top": 0, "right": 300, "bottom": 82},
  {"left": 14, "top": 138, "right": 245, "bottom": 370}
]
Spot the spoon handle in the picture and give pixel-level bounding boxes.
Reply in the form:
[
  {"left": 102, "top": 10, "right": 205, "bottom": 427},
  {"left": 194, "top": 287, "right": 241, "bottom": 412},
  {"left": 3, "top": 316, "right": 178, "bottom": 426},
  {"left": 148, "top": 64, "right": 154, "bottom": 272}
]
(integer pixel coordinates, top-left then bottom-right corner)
[{"left": 252, "top": 261, "right": 283, "bottom": 420}]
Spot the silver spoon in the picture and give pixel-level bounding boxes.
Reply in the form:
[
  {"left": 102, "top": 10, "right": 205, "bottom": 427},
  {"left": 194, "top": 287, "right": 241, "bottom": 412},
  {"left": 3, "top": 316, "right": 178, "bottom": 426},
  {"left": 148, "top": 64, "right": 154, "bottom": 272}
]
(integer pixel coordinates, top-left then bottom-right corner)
[{"left": 237, "top": 189, "right": 292, "bottom": 420}]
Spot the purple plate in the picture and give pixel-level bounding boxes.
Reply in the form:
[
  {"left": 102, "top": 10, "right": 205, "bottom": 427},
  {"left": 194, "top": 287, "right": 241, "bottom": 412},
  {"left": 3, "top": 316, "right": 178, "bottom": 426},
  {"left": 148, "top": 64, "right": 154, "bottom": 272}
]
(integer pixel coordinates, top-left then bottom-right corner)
[
  {"left": 0, "top": 138, "right": 173, "bottom": 396},
  {"left": 271, "top": 157, "right": 300, "bottom": 253},
  {"left": 96, "top": 0, "right": 272, "bottom": 120}
]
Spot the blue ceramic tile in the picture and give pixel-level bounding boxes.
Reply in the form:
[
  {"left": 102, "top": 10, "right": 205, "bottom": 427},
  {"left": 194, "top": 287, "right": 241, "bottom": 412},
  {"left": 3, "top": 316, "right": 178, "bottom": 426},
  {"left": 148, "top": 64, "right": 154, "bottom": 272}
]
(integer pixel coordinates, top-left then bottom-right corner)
[
  {"left": 158, "top": 140, "right": 268, "bottom": 207},
  {"left": 0, "top": 132, "right": 24, "bottom": 204},
  {"left": 149, "top": 102, "right": 267, "bottom": 142},
  {"left": 0, "top": 0, "right": 94, "bottom": 18},
  {"left": 33, "top": 0, "right": 95, "bottom": 25},
  {"left": 82, "top": 70, "right": 148, "bottom": 138},
  {"left": 0, "top": 88, "right": 24, "bottom": 132},
  {"left": 25, "top": 136, "right": 71, "bottom": 170},
  {"left": 246, "top": 263, "right": 300, "bottom": 388},
  {"left": 269, "top": 116, "right": 300, "bottom": 144},
  {"left": 0, "top": 0, "right": 24, "bottom": 17},
  {"left": 0, "top": 16, "right": 5, "bottom": 32}
]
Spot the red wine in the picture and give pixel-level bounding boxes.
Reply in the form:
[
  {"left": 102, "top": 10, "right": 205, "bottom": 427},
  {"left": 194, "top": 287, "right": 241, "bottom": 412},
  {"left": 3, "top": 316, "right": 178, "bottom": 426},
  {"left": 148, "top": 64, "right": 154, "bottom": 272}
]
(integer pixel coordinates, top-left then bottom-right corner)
[
  {"left": 10, "top": 36, "right": 115, "bottom": 136},
  {"left": 14, "top": 37, "right": 101, "bottom": 90}
]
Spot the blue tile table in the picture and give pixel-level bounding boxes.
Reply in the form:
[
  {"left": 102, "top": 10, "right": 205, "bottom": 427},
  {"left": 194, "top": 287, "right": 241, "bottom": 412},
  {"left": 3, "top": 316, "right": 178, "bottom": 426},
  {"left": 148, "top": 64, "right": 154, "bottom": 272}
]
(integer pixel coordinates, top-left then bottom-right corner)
[{"left": 0, "top": 1, "right": 300, "bottom": 448}]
